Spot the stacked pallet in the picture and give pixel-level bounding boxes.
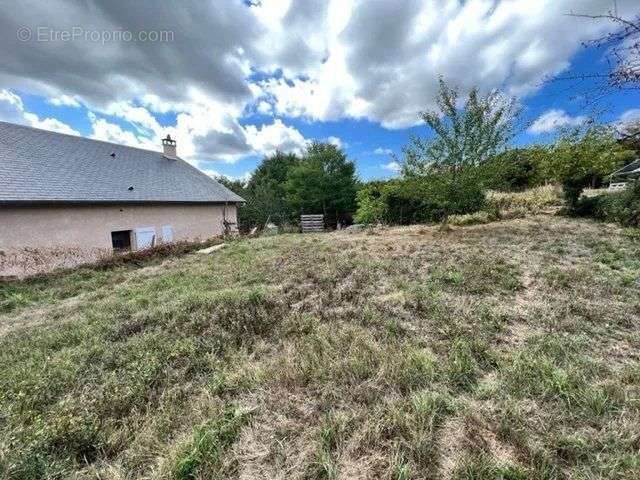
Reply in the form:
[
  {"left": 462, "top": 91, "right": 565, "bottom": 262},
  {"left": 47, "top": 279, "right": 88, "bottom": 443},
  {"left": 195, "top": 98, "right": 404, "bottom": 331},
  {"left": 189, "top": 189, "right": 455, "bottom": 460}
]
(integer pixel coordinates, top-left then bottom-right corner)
[{"left": 300, "top": 214, "right": 325, "bottom": 233}]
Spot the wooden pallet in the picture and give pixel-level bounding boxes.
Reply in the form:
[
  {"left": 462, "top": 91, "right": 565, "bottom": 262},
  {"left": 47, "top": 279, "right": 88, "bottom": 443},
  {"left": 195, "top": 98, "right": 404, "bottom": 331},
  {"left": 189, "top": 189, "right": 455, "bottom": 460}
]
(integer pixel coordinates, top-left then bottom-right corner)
[{"left": 300, "top": 214, "right": 325, "bottom": 233}]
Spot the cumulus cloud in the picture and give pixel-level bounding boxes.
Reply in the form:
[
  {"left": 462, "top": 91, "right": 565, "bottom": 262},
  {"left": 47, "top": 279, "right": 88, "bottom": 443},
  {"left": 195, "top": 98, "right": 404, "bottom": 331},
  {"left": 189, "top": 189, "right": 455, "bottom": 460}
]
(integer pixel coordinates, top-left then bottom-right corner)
[
  {"left": 48, "top": 94, "right": 81, "bottom": 108},
  {"left": 0, "top": 89, "right": 80, "bottom": 135},
  {"left": 0, "top": 0, "right": 635, "bottom": 162},
  {"left": 91, "top": 101, "right": 311, "bottom": 163},
  {"left": 374, "top": 147, "right": 393, "bottom": 155},
  {"left": 0, "top": 1, "right": 259, "bottom": 108},
  {"left": 244, "top": 119, "right": 309, "bottom": 157},
  {"left": 1, "top": 86, "right": 310, "bottom": 166},
  {"left": 24, "top": 113, "right": 81, "bottom": 136},
  {"left": 619, "top": 109, "right": 640, "bottom": 124},
  {"left": 381, "top": 160, "right": 401, "bottom": 172},
  {"left": 326, "top": 136, "right": 344, "bottom": 148},
  {"left": 256, "top": 0, "right": 637, "bottom": 128},
  {"left": 0, "top": 89, "right": 26, "bottom": 124},
  {"left": 616, "top": 108, "right": 640, "bottom": 139},
  {"left": 528, "top": 109, "right": 587, "bottom": 134},
  {"left": 88, "top": 113, "right": 156, "bottom": 149}
]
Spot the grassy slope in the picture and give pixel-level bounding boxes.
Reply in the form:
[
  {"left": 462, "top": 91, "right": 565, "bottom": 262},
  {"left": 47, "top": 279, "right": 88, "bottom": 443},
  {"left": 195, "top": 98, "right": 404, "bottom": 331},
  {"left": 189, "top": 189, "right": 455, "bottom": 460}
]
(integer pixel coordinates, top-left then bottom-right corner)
[{"left": 0, "top": 216, "right": 639, "bottom": 479}]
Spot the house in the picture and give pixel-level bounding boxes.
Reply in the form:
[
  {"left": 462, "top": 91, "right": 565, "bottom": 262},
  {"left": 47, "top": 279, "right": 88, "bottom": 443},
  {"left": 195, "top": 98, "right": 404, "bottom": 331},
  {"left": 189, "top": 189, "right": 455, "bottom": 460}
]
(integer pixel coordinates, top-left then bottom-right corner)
[
  {"left": 609, "top": 159, "right": 640, "bottom": 191},
  {"left": 0, "top": 121, "right": 244, "bottom": 252}
]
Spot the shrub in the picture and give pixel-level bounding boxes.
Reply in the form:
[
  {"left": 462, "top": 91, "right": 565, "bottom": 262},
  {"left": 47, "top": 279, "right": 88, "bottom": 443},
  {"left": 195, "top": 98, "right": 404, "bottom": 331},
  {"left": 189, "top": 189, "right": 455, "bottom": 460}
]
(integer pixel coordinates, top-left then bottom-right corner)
[
  {"left": 354, "top": 181, "right": 390, "bottom": 224},
  {"left": 481, "top": 147, "right": 546, "bottom": 191},
  {"left": 539, "top": 125, "right": 634, "bottom": 210},
  {"left": 355, "top": 170, "right": 485, "bottom": 225},
  {"left": 575, "top": 181, "right": 640, "bottom": 227}
]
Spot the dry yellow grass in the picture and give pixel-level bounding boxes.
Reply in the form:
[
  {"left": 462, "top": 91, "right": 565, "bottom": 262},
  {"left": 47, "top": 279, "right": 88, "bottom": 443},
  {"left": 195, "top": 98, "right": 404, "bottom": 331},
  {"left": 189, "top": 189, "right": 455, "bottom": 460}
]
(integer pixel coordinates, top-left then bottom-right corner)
[
  {"left": 449, "top": 185, "right": 563, "bottom": 226},
  {"left": 1, "top": 216, "right": 639, "bottom": 479}
]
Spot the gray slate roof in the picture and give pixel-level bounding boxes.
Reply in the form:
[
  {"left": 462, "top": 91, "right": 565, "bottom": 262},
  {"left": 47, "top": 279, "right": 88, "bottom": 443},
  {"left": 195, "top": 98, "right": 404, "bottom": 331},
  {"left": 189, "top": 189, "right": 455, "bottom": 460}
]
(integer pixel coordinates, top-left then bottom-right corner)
[
  {"left": 0, "top": 121, "right": 244, "bottom": 204},
  {"left": 612, "top": 159, "right": 640, "bottom": 177}
]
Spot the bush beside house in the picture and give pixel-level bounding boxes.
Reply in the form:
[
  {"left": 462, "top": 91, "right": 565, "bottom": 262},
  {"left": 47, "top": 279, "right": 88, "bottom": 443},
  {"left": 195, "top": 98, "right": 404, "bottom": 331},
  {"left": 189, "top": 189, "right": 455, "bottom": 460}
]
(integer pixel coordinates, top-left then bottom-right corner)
[{"left": 575, "top": 181, "right": 640, "bottom": 227}]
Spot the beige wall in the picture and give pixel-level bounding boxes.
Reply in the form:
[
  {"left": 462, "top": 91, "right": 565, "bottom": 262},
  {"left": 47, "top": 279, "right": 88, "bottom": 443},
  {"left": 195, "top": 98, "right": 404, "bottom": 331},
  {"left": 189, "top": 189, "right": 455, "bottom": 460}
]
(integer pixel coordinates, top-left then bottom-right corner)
[{"left": 0, "top": 203, "right": 237, "bottom": 249}]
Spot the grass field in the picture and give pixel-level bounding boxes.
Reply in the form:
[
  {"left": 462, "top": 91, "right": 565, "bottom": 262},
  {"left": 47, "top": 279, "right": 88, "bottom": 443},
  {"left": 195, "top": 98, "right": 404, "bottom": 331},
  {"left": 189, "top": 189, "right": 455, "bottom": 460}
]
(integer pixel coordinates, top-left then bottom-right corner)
[{"left": 1, "top": 215, "right": 639, "bottom": 479}]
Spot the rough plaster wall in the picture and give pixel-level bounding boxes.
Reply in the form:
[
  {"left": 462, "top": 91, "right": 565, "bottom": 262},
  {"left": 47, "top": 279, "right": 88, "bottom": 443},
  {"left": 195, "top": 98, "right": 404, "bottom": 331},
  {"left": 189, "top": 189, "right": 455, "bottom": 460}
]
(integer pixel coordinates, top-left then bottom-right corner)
[{"left": 0, "top": 203, "right": 237, "bottom": 249}]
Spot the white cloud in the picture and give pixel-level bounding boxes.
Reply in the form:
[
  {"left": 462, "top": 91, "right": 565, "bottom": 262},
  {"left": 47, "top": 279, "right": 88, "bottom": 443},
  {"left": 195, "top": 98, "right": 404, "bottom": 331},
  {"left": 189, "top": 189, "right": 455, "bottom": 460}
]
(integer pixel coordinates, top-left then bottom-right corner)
[
  {"left": 0, "top": 89, "right": 80, "bottom": 135},
  {"left": 326, "top": 136, "right": 343, "bottom": 148},
  {"left": 619, "top": 109, "right": 640, "bottom": 124},
  {"left": 104, "top": 102, "right": 163, "bottom": 136},
  {"left": 528, "top": 109, "right": 587, "bottom": 134},
  {"left": 1, "top": 0, "right": 636, "bottom": 161},
  {"left": 0, "top": 89, "right": 26, "bottom": 124},
  {"left": 48, "top": 94, "right": 81, "bottom": 108},
  {"left": 23, "top": 113, "right": 81, "bottom": 135},
  {"left": 244, "top": 119, "right": 309, "bottom": 156},
  {"left": 616, "top": 108, "right": 640, "bottom": 138},
  {"left": 94, "top": 96, "right": 254, "bottom": 164},
  {"left": 255, "top": 0, "right": 637, "bottom": 128},
  {"left": 88, "top": 113, "right": 155, "bottom": 149},
  {"left": 374, "top": 147, "right": 393, "bottom": 155},
  {"left": 256, "top": 100, "right": 273, "bottom": 115},
  {"left": 204, "top": 169, "right": 252, "bottom": 184},
  {"left": 381, "top": 160, "right": 401, "bottom": 172}
]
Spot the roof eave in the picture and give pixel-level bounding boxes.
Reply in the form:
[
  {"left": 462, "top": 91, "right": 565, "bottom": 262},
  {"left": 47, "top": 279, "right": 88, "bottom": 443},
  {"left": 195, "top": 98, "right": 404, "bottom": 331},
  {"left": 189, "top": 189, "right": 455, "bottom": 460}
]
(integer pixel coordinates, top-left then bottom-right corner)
[{"left": 0, "top": 199, "right": 245, "bottom": 206}]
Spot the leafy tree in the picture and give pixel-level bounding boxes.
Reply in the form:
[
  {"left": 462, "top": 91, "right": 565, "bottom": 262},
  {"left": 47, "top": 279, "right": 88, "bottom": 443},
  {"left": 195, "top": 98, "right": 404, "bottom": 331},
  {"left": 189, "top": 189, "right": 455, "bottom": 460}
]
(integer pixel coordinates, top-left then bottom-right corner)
[
  {"left": 285, "top": 142, "right": 358, "bottom": 227},
  {"left": 541, "top": 124, "right": 633, "bottom": 209},
  {"left": 481, "top": 147, "right": 547, "bottom": 191},
  {"left": 218, "top": 152, "right": 301, "bottom": 232},
  {"left": 354, "top": 171, "right": 485, "bottom": 225},
  {"left": 215, "top": 176, "right": 246, "bottom": 197},
  {"left": 391, "top": 78, "right": 511, "bottom": 223},
  {"left": 354, "top": 181, "right": 389, "bottom": 224},
  {"left": 402, "top": 78, "right": 520, "bottom": 176},
  {"left": 248, "top": 151, "right": 299, "bottom": 193},
  {"left": 244, "top": 151, "right": 300, "bottom": 228}
]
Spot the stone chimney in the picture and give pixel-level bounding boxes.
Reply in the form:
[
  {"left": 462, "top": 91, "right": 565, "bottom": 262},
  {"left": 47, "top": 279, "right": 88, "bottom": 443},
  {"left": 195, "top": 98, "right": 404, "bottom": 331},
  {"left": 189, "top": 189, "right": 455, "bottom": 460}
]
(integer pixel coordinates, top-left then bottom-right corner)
[{"left": 162, "top": 134, "right": 177, "bottom": 157}]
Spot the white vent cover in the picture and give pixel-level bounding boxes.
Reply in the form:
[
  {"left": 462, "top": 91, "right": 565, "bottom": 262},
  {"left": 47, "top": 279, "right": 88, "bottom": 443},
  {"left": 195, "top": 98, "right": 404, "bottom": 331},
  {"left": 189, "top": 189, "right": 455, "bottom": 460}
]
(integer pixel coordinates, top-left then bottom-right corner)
[
  {"left": 134, "top": 227, "right": 156, "bottom": 250},
  {"left": 162, "top": 225, "right": 173, "bottom": 243}
]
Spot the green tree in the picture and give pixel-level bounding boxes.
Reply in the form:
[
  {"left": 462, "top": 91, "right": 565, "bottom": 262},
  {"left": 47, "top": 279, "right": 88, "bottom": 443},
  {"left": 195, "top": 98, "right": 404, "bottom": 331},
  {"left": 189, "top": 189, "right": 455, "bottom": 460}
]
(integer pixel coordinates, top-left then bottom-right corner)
[
  {"left": 244, "top": 151, "right": 300, "bottom": 228},
  {"left": 395, "top": 78, "right": 518, "bottom": 224},
  {"left": 248, "top": 151, "right": 300, "bottom": 192},
  {"left": 481, "top": 146, "right": 547, "bottom": 191},
  {"left": 541, "top": 124, "right": 633, "bottom": 209},
  {"left": 286, "top": 142, "right": 358, "bottom": 227},
  {"left": 215, "top": 176, "right": 246, "bottom": 197},
  {"left": 402, "top": 78, "right": 520, "bottom": 176},
  {"left": 354, "top": 172, "right": 485, "bottom": 226}
]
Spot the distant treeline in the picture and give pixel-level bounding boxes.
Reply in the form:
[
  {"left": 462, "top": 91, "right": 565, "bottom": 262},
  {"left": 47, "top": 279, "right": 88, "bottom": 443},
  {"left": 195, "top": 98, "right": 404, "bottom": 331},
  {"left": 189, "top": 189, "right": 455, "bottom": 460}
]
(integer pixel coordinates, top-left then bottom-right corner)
[{"left": 221, "top": 79, "right": 638, "bottom": 232}]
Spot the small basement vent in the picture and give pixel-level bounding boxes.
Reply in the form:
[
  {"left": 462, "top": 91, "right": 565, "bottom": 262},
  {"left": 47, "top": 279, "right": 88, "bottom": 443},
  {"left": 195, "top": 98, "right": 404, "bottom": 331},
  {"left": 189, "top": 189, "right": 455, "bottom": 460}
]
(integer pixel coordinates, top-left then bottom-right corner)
[
  {"left": 111, "top": 230, "right": 132, "bottom": 250},
  {"left": 300, "top": 214, "right": 325, "bottom": 233},
  {"left": 162, "top": 224, "right": 173, "bottom": 243}
]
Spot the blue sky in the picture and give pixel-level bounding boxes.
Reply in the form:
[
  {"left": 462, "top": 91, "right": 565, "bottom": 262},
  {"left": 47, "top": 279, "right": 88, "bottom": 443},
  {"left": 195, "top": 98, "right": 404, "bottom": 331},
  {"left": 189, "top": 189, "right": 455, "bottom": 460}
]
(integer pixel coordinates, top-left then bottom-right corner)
[{"left": 0, "top": 0, "right": 638, "bottom": 182}]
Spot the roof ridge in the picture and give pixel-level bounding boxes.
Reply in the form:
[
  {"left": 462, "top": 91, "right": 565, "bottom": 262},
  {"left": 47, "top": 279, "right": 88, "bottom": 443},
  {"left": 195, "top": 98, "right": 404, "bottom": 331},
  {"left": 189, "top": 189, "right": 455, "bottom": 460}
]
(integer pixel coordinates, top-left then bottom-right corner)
[{"left": 0, "top": 120, "right": 165, "bottom": 156}]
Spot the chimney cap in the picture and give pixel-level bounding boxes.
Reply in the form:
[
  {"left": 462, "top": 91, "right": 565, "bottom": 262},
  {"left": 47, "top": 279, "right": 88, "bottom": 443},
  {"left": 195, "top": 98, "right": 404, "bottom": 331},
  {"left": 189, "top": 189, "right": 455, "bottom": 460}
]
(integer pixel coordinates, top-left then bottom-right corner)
[{"left": 162, "top": 134, "right": 178, "bottom": 158}]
